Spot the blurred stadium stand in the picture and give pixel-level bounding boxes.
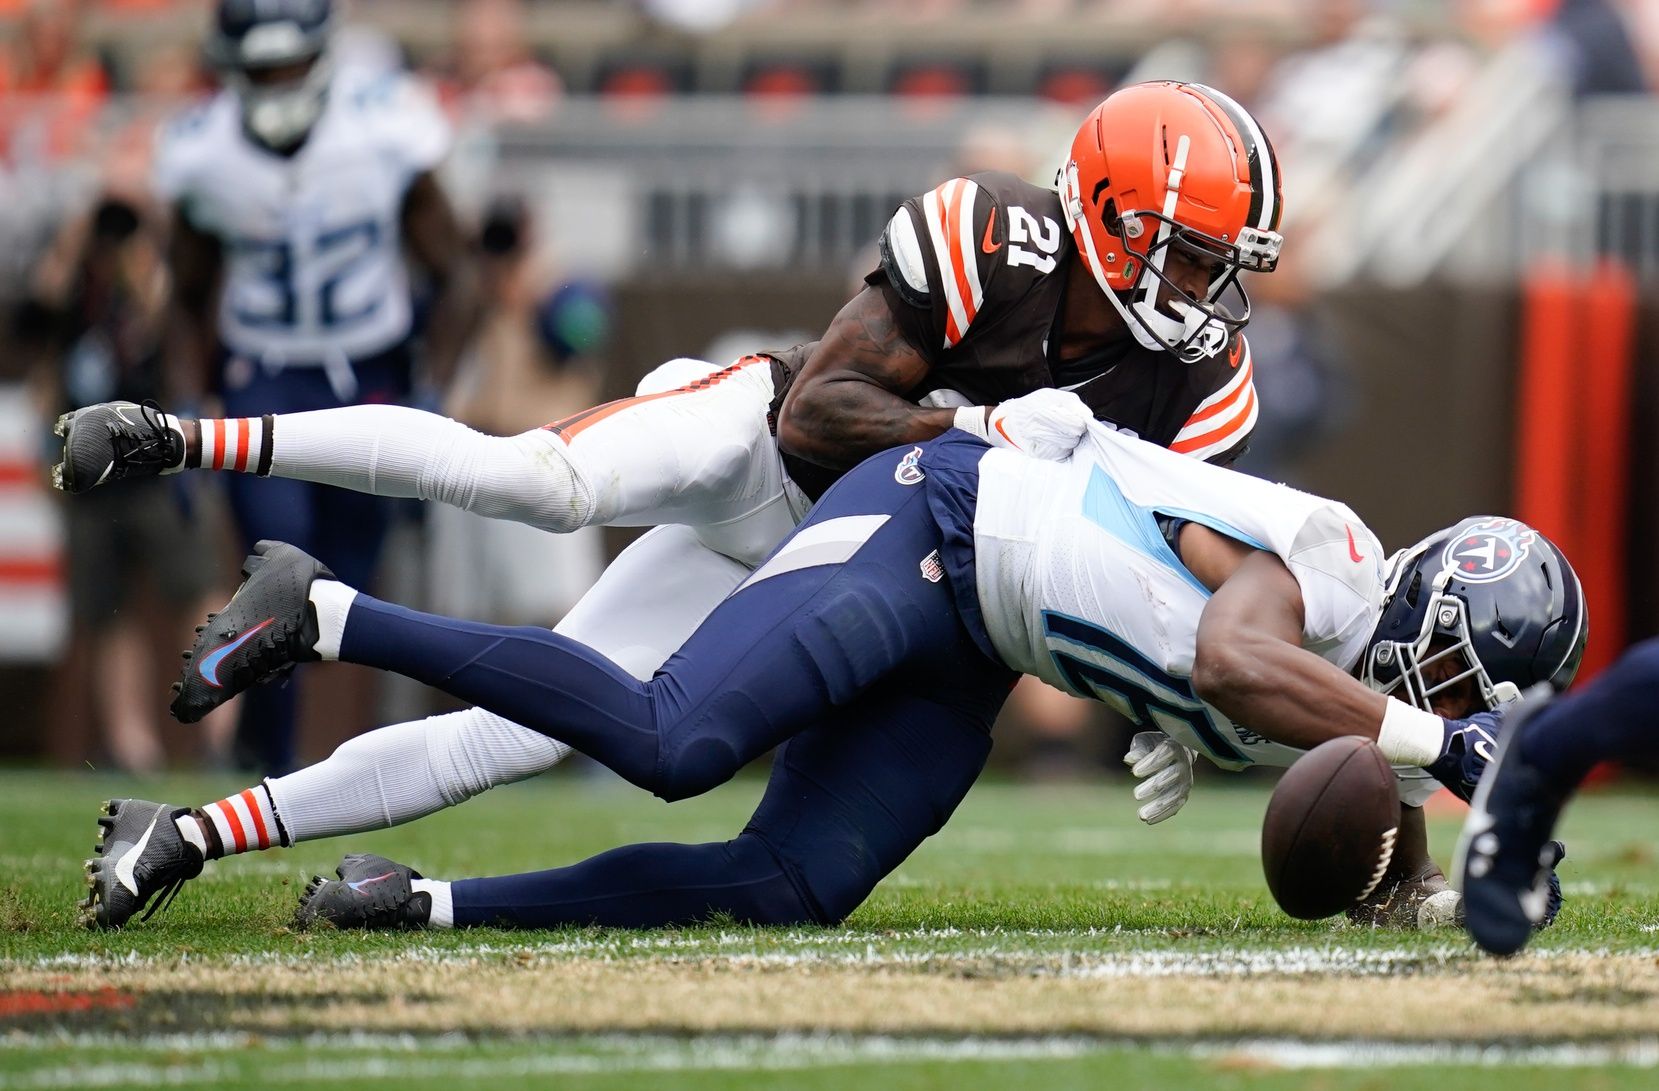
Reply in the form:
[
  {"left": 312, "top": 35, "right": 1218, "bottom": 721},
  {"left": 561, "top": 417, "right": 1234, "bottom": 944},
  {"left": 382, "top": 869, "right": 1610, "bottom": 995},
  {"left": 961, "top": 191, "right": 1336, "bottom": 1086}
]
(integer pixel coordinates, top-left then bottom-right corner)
[{"left": 1, "top": 0, "right": 1656, "bottom": 770}]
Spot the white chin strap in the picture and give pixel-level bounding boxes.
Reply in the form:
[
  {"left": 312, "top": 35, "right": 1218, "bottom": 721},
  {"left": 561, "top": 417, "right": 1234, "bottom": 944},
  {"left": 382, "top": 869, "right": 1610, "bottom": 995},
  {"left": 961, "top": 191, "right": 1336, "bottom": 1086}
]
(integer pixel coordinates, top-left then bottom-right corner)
[{"left": 1114, "top": 288, "right": 1228, "bottom": 363}]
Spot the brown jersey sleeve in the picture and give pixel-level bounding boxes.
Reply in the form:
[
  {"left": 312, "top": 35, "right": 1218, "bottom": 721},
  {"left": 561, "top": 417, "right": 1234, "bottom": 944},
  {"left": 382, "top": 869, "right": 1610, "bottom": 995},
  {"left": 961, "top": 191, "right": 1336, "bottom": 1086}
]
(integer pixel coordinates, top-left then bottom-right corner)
[{"left": 866, "top": 176, "right": 1010, "bottom": 365}]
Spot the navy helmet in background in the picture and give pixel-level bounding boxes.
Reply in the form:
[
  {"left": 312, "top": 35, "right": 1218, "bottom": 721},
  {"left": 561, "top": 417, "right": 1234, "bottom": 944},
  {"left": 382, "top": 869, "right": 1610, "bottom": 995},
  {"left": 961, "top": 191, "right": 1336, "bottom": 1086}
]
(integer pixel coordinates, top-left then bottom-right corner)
[{"left": 206, "top": 0, "right": 335, "bottom": 149}]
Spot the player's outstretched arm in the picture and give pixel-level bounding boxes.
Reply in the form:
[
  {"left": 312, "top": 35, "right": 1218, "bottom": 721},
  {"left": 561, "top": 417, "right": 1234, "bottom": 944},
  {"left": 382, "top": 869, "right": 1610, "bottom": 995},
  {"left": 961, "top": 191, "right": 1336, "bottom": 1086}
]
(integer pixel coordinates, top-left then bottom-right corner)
[
  {"left": 777, "top": 286, "right": 957, "bottom": 470},
  {"left": 1188, "top": 537, "right": 1389, "bottom": 750}
]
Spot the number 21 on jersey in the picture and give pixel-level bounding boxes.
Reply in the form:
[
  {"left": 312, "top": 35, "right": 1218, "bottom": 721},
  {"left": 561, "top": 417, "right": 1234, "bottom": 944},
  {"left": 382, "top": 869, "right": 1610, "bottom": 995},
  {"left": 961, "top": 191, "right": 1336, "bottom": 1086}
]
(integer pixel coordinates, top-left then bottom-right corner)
[{"left": 1006, "top": 206, "right": 1062, "bottom": 274}]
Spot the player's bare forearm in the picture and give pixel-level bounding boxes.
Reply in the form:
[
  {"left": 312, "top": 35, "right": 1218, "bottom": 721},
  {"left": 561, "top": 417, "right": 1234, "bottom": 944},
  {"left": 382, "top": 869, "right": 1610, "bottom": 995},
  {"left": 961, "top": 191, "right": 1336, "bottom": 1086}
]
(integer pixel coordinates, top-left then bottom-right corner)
[
  {"left": 401, "top": 172, "right": 481, "bottom": 388},
  {"left": 1190, "top": 547, "right": 1390, "bottom": 748},
  {"left": 778, "top": 286, "right": 955, "bottom": 469}
]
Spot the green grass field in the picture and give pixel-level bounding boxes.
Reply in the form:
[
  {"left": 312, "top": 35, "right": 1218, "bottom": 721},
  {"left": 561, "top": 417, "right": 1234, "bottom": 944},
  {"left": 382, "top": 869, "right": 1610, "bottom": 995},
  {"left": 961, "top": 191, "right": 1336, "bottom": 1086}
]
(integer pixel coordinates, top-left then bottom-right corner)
[{"left": 3, "top": 768, "right": 1659, "bottom": 1089}]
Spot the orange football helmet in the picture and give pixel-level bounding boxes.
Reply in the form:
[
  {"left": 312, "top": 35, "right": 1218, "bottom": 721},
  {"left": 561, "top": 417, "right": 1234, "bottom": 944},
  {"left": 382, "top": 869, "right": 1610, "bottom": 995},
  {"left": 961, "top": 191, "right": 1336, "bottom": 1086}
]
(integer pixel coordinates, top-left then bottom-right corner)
[{"left": 1059, "top": 82, "right": 1284, "bottom": 362}]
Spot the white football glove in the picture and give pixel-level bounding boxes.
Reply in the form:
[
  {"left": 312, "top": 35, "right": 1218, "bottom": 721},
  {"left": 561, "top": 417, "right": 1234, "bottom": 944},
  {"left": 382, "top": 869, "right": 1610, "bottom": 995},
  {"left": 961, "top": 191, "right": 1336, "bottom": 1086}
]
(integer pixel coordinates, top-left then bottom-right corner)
[
  {"left": 1123, "top": 731, "right": 1196, "bottom": 825},
  {"left": 954, "top": 388, "right": 1092, "bottom": 461}
]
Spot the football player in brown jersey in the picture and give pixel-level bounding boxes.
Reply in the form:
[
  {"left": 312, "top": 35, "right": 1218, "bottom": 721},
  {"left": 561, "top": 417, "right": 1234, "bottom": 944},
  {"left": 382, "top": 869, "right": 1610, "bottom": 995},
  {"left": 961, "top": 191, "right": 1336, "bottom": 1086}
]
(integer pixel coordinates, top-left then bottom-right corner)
[{"left": 66, "top": 83, "right": 1288, "bottom": 930}]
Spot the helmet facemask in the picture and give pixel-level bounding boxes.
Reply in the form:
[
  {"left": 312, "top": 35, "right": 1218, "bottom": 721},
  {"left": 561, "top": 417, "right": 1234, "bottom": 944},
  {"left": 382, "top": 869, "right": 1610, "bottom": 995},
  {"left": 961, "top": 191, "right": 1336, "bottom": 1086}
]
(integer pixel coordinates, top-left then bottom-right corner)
[
  {"left": 209, "top": 10, "right": 333, "bottom": 150},
  {"left": 229, "top": 54, "right": 330, "bottom": 149},
  {"left": 1362, "top": 548, "right": 1524, "bottom": 716}
]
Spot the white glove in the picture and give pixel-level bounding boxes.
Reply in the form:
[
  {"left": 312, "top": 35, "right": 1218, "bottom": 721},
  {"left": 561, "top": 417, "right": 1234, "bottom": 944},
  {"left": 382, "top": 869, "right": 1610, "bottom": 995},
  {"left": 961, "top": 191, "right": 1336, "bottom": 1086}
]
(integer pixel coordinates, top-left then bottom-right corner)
[
  {"left": 953, "top": 388, "right": 1092, "bottom": 461},
  {"left": 1123, "top": 731, "right": 1196, "bottom": 825}
]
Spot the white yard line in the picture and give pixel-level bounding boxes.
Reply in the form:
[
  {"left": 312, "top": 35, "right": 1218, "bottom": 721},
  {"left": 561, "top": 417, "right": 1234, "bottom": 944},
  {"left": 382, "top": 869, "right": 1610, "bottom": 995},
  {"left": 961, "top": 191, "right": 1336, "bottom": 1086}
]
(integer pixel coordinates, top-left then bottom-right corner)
[
  {"left": 3, "top": 1032, "right": 1658, "bottom": 1088},
  {"left": 1179, "top": 1037, "right": 1659, "bottom": 1069},
  {"left": 10, "top": 939, "right": 1658, "bottom": 975}
]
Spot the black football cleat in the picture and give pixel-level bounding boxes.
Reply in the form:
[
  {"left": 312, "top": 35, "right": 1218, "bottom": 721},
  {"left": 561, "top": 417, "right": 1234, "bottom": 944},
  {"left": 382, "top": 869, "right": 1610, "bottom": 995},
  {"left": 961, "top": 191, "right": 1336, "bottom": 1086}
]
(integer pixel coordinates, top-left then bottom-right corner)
[
  {"left": 1456, "top": 696, "right": 1571, "bottom": 956},
  {"left": 294, "top": 853, "right": 431, "bottom": 931},
  {"left": 172, "top": 541, "right": 333, "bottom": 723},
  {"left": 81, "top": 799, "right": 204, "bottom": 930},
  {"left": 53, "top": 400, "right": 184, "bottom": 494}
]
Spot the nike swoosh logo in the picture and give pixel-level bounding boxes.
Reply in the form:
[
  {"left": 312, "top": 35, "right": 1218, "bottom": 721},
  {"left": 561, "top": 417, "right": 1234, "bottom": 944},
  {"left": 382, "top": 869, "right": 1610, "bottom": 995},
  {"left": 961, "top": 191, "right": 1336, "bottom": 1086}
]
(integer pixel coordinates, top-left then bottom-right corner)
[
  {"left": 993, "top": 418, "right": 1021, "bottom": 449},
  {"left": 347, "top": 871, "right": 397, "bottom": 894},
  {"left": 198, "top": 618, "right": 276, "bottom": 688},
  {"left": 115, "top": 809, "right": 164, "bottom": 896},
  {"left": 981, "top": 212, "right": 1001, "bottom": 254},
  {"left": 1346, "top": 525, "right": 1366, "bottom": 564}
]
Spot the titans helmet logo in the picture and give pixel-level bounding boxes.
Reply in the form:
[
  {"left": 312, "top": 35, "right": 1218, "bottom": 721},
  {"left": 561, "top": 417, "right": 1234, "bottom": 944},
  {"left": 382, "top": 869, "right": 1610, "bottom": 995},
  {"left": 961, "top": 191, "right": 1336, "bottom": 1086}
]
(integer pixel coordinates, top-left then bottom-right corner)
[{"left": 1442, "top": 517, "right": 1536, "bottom": 584}]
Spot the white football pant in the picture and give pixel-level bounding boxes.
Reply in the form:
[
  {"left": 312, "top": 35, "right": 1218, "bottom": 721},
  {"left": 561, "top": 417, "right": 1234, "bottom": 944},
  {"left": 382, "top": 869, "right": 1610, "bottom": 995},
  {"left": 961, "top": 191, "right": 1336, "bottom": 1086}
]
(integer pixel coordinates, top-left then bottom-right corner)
[{"left": 264, "top": 357, "right": 807, "bottom": 843}]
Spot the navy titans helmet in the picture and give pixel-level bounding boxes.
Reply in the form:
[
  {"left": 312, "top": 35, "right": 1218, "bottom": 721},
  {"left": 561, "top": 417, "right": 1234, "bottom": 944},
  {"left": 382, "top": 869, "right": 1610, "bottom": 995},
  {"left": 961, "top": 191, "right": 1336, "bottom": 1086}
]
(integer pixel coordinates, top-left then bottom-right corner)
[
  {"left": 206, "top": 0, "right": 334, "bottom": 148},
  {"left": 1362, "top": 516, "right": 1587, "bottom": 713}
]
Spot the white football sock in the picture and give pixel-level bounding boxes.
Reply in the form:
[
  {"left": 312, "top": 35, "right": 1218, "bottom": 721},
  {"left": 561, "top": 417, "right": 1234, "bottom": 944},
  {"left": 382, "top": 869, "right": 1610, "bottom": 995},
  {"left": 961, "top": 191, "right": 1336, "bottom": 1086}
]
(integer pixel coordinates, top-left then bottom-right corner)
[
  {"left": 308, "top": 579, "right": 357, "bottom": 661},
  {"left": 264, "top": 708, "right": 571, "bottom": 844},
  {"left": 265, "top": 405, "right": 594, "bottom": 533},
  {"left": 411, "top": 879, "right": 453, "bottom": 928}
]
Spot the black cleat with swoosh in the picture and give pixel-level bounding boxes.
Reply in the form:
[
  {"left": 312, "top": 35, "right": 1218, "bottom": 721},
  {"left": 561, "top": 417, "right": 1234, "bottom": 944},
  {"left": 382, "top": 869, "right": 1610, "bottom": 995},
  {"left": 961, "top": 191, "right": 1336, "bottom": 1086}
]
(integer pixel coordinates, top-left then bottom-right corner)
[
  {"left": 82, "top": 799, "right": 204, "bottom": 930},
  {"left": 295, "top": 853, "right": 431, "bottom": 930},
  {"left": 172, "top": 541, "right": 333, "bottom": 723},
  {"left": 53, "top": 400, "right": 185, "bottom": 494}
]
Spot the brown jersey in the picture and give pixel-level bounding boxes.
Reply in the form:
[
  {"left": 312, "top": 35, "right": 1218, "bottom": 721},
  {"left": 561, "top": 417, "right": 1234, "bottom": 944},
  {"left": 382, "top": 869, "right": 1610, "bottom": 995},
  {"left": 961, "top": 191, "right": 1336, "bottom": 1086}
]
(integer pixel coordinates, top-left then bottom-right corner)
[{"left": 767, "top": 171, "right": 1258, "bottom": 498}]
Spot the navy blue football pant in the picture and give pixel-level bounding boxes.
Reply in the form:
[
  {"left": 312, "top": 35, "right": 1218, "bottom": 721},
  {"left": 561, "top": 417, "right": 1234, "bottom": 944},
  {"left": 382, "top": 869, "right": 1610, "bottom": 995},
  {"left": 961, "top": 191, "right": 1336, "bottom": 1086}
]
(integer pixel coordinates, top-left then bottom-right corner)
[
  {"left": 1516, "top": 637, "right": 1659, "bottom": 792},
  {"left": 220, "top": 348, "right": 409, "bottom": 776},
  {"left": 335, "top": 443, "right": 1017, "bottom": 926}
]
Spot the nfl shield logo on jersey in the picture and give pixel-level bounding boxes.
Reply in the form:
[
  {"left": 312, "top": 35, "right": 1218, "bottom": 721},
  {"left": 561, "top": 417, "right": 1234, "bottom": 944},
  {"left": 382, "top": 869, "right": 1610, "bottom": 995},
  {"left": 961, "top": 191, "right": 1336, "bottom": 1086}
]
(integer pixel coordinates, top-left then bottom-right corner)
[
  {"left": 894, "top": 446, "right": 925, "bottom": 485},
  {"left": 1441, "top": 517, "right": 1536, "bottom": 583},
  {"left": 919, "top": 550, "right": 945, "bottom": 583}
]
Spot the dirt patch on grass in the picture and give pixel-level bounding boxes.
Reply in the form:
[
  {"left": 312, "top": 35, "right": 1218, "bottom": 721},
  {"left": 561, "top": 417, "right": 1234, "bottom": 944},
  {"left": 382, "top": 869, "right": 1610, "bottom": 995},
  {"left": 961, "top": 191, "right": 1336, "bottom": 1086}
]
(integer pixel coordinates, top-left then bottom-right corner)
[{"left": 5, "top": 950, "right": 1659, "bottom": 1042}]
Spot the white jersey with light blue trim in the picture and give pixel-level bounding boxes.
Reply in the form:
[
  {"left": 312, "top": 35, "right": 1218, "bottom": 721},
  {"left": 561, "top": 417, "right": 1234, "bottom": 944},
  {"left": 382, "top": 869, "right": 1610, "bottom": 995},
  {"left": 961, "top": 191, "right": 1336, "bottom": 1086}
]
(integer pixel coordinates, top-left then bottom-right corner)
[
  {"left": 969, "top": 422, "right": 1432, "bottom": 794},
  {"left": 153, "top": 64, "right": 450, "bottom": 364}
]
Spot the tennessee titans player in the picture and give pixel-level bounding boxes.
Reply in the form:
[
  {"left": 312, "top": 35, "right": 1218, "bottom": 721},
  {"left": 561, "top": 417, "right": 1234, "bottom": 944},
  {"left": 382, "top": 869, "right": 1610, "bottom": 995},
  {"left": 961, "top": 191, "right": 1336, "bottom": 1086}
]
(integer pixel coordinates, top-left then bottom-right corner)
[
  {"left": 66, "top": 0, "right": 477, "bottom": 777},
  {"left": 127, "top": 393, "right": 1582, "bottom": 934}
]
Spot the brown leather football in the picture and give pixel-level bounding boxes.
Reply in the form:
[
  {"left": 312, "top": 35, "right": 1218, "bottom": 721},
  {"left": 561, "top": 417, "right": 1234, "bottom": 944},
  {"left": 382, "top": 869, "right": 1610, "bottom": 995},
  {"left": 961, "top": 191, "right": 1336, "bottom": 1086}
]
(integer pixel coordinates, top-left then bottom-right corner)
[{"left": 1261, "top": 736, "right": 1401, "bottom": 920}]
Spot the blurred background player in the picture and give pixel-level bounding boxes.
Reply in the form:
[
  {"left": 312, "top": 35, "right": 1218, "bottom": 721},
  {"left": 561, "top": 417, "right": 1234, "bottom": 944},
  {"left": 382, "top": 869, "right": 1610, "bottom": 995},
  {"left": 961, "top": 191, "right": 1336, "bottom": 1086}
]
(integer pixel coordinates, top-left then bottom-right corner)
[
  {"left": 1458, "top": 638, "right": 1659, "bottom": 956},
  {"left": 139, "top": 0, "right": 477, "bottom": 774}
]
